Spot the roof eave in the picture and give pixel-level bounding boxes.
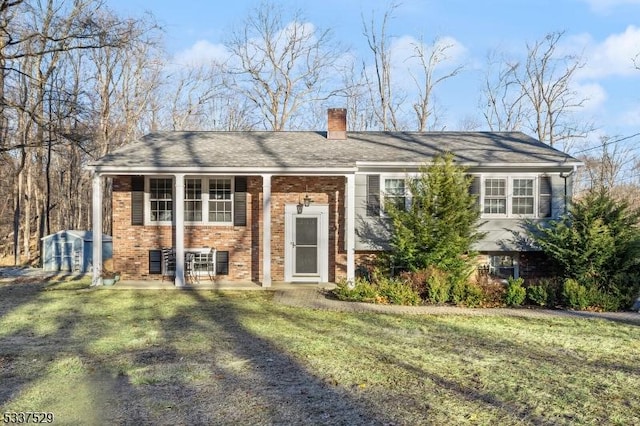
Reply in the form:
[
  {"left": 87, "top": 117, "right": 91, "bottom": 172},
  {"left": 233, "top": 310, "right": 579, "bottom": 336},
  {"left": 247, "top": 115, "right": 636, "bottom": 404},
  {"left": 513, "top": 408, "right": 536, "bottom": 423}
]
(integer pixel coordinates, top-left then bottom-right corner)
[
  {"left": 355, "top": 161, "right": 583, "bottom": 169},
  {"left": 84, "top": 165, "right": 358, "bottom": 175}
]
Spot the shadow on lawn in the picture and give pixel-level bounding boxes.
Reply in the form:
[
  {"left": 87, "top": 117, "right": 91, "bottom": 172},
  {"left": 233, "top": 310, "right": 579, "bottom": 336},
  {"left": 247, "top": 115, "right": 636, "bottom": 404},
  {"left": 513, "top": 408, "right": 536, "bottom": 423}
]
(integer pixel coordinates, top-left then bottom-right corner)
[
  {"left": 0, "top": 284, "right": 392, "bottom": 424},
  {"left": 267, "top": 306, "right": 640, "bottom": 424},
  {"left": 151, "top": 289, "right": 390, "bottom": 425},
  {"left": 3, "top": 282, "right": 637, "bottom": 424}
]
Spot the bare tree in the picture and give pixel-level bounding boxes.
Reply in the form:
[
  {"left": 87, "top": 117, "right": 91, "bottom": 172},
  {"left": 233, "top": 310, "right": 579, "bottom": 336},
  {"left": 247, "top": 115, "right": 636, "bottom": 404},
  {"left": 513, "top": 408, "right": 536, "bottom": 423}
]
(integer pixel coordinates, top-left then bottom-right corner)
[
  {"left": 361, "top": 2, "right": 403, "bottom": 131},
  {"left": 0, "top": 0, "right": 164, "bottom": 264},
  {"left": 481, "top": 50, "right": 528, "bottom": 132},
  {"left": 572, "top": 133, "right": 640, "bottom": 202},
  {"left": 332, "top": 60, "right": 374, "bottom": 131},
  {"left": 480, "top": 32, "right": 593, "bottom": 150},
  {"left": 408, "top": 36, "right": 463, "bottom": 131},
  {"left": 225, "top": 1, "right": 342, "bottom": 131}
]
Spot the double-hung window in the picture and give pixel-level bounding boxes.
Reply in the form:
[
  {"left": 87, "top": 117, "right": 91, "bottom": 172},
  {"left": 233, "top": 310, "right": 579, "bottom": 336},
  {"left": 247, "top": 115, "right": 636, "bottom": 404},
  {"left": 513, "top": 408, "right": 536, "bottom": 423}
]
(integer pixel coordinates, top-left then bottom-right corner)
[
  {"left": 184, "top": 179, "right": 203, "bottom": 221},
  {"left": 483, "top": 178, "right": 506, "bottom": 214},
  {"left": 383, "top": 178, "right": 407, "bottom": 211},
  {"left": 512, "top": 179, "right": 534, "bottom": 215},
  {"left": 480, "top": 176, "right": 546, "bottom": 218},
  {"left": 150, "top": 178, "right": 173, "bottom": 222},
  {"left": 146, "top": 176, "right": 235, "bottom": 225},
  {"left": 182, "top": 177, "right": 233, "bottom": 224},
  {"left": 208, "top": 178, "right": 232, "bottom": 223}
]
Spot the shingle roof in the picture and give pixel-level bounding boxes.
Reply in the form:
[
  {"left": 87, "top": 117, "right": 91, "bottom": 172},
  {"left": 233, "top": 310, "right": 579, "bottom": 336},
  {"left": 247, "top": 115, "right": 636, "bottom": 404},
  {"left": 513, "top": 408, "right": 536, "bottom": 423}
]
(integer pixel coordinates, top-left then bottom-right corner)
[{"left": 87, "top": 131, "right": 580, "bottom": 171}]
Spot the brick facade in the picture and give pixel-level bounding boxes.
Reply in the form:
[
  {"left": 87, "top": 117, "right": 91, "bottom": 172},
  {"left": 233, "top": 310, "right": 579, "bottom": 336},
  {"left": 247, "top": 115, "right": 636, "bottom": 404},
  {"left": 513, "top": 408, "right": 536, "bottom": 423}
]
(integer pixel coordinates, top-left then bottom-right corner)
[{"left": 111, "top": 175, "right": 348, "bottom": 282}]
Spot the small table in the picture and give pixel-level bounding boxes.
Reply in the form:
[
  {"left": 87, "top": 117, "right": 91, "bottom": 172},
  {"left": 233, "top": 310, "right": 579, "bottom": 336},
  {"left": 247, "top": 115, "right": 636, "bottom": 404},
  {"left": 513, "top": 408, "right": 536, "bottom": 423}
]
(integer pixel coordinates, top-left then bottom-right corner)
[{"left": 185, "top": 248, "right": 216, "bottom": 283}]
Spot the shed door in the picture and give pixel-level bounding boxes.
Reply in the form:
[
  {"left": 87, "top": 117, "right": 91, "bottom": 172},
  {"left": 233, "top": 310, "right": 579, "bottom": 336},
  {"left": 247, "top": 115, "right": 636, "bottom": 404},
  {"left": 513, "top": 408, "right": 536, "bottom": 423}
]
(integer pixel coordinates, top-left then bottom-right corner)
[{"left": 55, "top": 242, "right": 73, "bottom": 271}]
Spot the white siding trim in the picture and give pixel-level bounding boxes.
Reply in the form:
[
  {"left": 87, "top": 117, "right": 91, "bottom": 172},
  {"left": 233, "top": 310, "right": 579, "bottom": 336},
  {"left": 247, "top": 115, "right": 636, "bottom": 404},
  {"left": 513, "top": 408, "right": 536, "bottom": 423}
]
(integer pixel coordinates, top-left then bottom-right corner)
[
  {"left": 174, "top": 174, "right": 186, "bottom": 287},
  {"left": 91, "top": 173, "right": 103, "bottom": 286},
  {"left": 262, "top": 174, "right": 272, "bottom": 287}
]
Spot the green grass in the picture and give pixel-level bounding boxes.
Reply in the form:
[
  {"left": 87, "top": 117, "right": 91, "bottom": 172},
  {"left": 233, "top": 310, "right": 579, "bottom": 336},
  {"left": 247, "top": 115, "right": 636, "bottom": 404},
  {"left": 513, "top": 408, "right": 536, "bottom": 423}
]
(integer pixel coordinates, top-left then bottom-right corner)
[{"left": 0, "top": 281, "right": 639, "bottom": 425}]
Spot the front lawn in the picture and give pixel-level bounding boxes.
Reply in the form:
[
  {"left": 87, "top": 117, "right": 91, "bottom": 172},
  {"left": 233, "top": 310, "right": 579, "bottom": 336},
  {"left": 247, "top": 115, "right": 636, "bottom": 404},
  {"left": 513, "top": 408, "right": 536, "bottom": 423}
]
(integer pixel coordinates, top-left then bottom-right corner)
[{"left": 1, "top": 279, "right": 638, "bottom": 425}]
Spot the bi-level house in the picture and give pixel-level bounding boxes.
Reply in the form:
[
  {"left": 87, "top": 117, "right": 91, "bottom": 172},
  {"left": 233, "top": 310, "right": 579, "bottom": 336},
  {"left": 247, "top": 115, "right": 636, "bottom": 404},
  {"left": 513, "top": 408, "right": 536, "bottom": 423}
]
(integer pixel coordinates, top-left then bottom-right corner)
[{"left": 86, "top": 109, "right": 581, "bottom": 286}]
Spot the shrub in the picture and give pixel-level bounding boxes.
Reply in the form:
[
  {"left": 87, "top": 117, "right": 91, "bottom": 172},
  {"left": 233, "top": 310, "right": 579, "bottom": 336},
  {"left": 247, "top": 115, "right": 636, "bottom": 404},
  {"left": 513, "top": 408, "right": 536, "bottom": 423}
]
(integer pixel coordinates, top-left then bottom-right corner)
[
  {"left": 332, "top": 276, "right": 421, "bottom": 306},
  {"left": 474, "top": 272, "right": 506, "bottom": 308},
  {"left": 398, "top": 269, "right": 430, "bottom": 299},
  {"left": 562, "top": 278, "right": 590, "bottom": 310},
  {"left": 425, "top": 268, "right": 450, "bottom": 304},
  {"left": 377, "top": 276, "right": 421, "bottom": 306},
  {"left": 332, "top": 278, "right": 377, "bottom": 303},
  {"left": 450, "top": 280, "right": 484, "bottom": 307},
  {"left": 450, "top": 280, "right": 467, "bottom": 305},
  {"left": 504, "top": 277, "right": 526, "bottom": 307},
  {"left": 527, "top": 284, "right": 549, "bottom": 307},
  {"left": 463, "top": 283, "right": 484, "bottom": 308},
  {"left": 589, "top": 289, "right": 622, "bottom": 312}
]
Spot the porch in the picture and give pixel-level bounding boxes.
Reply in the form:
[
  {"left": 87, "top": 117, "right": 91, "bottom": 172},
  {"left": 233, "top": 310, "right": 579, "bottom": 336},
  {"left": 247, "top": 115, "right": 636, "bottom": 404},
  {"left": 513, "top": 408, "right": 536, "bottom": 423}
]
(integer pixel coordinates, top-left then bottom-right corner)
[{"left": 91, "top": 173, "right": 357, "bottom": 287}]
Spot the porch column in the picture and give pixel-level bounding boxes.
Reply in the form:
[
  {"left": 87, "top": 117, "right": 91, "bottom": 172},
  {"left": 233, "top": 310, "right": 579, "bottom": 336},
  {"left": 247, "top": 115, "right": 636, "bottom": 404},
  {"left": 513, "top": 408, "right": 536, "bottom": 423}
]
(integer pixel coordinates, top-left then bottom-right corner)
[
  {"left": 262, "top": 174, "right": 272, "bottom": 287},
  {"left": 346, "top": 174, "right": 356, "bottom": 282},
  {"left": 174, "top": 173, "right": 185, "bottom": 287},
  {"left": 91, "top": 172, "right": 103, "bottom": 286}
]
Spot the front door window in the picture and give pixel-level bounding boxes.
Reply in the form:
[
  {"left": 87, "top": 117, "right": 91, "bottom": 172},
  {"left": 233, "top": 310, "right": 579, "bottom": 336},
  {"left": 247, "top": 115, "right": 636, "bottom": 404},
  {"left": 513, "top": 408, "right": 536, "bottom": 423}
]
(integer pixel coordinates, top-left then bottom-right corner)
[{"left": 294, "top": 217, "right": 318, "bottom": 274}]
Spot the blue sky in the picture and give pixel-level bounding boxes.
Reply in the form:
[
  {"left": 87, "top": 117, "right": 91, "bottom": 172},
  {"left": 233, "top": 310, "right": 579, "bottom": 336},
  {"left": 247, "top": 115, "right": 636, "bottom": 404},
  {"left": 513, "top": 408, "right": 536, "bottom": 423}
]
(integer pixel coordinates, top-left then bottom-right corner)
[{"left": 108, "top": 0, "right": 640, "bottom": 156}]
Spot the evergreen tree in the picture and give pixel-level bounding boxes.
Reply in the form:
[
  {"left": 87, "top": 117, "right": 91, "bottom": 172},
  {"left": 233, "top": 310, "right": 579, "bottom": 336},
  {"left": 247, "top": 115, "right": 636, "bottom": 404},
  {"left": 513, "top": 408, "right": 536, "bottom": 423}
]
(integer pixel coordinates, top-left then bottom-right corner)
[
  {"left": 528, "top": 189, "right": 640, "bottom": 296},
  {"left": 385, "top": 154, "right": 485, "bottom": 284}
]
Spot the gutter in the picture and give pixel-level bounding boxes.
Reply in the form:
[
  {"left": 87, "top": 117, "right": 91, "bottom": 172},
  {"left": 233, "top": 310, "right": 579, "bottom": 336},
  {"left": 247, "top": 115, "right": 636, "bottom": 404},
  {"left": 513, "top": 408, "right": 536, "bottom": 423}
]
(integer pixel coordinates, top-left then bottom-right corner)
[{"left": 84, "top": 165, "right": 359, "bottom": 176}]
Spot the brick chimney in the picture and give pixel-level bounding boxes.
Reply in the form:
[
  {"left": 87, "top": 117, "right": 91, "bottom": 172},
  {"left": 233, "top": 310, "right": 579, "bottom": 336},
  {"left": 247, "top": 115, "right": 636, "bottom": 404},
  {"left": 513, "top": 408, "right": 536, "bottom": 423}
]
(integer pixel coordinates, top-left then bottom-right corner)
[{"left": 327, "top": 108, "right": 347, "bottom": 140}]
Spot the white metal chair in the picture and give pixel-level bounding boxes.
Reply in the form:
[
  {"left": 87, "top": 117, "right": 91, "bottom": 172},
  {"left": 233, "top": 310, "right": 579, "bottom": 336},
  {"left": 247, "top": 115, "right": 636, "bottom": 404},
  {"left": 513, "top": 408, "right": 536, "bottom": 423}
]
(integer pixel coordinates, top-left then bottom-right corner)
[
  {"left": 207, "top": 248, "right": 217, "bottom": 281},
  {"left": 185, "top": 252, "right": 198, "bottom": 283},
  {"left": 162, "top": 248, "right": 175, "bottom": 282}
]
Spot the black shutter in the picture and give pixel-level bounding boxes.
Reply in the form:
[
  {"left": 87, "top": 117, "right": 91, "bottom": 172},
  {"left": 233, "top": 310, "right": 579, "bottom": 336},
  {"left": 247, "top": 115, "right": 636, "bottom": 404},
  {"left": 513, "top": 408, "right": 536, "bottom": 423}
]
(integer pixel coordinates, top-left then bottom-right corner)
[
  {"left": 149, "top": 250, "right": 162, "bottom": 274},
  {"left": 539, "top": 176, "right": 552, "bottom": 218},
  {"left": 131, "top": 176, "right": 145, "bottom": 225},
  {"left": 233, "top": 176, "right": 247, "bottom": 226},
  {"left": 216, "top": 251, "right": 229, "bottom": 275},
  {"left": 366, "top": 174, "right": 380, "bottom": 217},
  {"left": 468, "top": 175, "right": 481, "bottom": 210}
]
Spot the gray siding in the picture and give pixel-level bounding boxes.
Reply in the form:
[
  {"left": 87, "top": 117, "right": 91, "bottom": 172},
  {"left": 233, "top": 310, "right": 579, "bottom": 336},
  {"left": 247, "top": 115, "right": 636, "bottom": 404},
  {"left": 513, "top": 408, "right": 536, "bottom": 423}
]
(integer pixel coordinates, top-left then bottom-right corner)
[
  {"left": 355, "top": 174, "right": 390, "bottom": 250},
  {"left": 354, "top": 172, "right": 565, "bottom": 253}
]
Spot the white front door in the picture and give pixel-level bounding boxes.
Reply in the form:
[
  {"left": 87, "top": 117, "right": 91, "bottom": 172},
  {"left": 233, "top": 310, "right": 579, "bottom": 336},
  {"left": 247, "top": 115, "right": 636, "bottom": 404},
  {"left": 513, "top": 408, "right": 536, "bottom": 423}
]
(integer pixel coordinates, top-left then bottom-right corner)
[{"left": 284, "top": 204, "right": 329, "bottom": 282}]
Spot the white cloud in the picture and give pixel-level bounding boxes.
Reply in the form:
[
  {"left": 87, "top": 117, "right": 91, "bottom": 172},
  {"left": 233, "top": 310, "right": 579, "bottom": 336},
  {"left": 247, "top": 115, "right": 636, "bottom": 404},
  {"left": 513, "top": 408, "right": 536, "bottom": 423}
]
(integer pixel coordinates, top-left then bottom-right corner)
[
  {"left": 173, "top": 40, "right": 229, "bottom": 67},
  {"left": 574, "top": 82, "right": 607, "bottom": 111},
  {"left": 576, "top": 25, "right": 640, "bottom": 79},
  {"left": 619, "top": 104, "right": 640, "bottom": 125}
]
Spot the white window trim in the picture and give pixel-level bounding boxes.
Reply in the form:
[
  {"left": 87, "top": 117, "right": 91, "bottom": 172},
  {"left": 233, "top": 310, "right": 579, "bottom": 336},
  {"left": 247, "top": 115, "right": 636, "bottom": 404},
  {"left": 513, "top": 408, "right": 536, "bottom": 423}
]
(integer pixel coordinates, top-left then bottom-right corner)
[
  {"left": 144, "top": 176, "right": 235, "bottom": 226},
  {"left": 480, "top": 174, "right": 541, "bottom": 219},
  {"left": 489, "top": 254, "right": 519, "bottom": 279},
  {"left": 379, "top": 174, "right": 415, "bottom": 216},
  {"left": 204, "top": 176, "right": 235, "bottom": 226},
  {"left": 146, "top": 176, "right": 174, "bottom": 225}
]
